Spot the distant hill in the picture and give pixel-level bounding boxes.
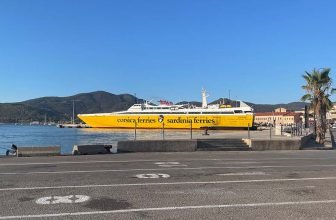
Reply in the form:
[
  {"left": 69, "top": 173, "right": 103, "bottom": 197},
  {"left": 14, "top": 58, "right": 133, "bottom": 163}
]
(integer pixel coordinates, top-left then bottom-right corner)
[
  {"left": 0, "top": 91, "right": 308, "bottom": 123},
  {"left": 0, "top": 91, "right": 143, "bottom": 123},
  {"left": 245, "top": 101, "right": 308, "bottom": 112}
]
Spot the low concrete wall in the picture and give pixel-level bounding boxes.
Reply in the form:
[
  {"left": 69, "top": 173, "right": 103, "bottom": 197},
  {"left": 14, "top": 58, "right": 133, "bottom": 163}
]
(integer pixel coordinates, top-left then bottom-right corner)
[
  {"left": 72, "top": 145, "right": 113, "bottom": 155},
  {"left": 17, "top": 146, "right": 61, "bottom": 157},
  {"left": 250, "top": 139, "right": 302, "bottom": 151},
  {"left": 115, "top": 135, "right": 318, "bottom": 152},
  {"left": 324, "top": 129, "right": 334, "bottom": 149},
  {"left": 118, "top": 140, "right": 197, "bottom": 152}
]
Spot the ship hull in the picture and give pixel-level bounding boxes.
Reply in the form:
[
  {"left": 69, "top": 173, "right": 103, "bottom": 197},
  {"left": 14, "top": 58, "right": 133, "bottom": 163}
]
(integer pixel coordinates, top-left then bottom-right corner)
[{"left": 78, "top": 114, "right": 254, "bottom": 129}]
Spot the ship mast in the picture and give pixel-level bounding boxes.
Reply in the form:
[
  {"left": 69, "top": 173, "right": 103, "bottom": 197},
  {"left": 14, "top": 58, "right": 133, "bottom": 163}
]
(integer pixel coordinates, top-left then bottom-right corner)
[{"left": 202, "top": 88, "right": 209, "bottom": 108}]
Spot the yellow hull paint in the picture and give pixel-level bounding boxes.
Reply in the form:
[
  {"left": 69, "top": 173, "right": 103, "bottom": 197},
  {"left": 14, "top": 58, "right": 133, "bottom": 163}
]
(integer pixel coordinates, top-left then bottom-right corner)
[{"left": 78, "top": 114, "right": 254, "bottom": 129}]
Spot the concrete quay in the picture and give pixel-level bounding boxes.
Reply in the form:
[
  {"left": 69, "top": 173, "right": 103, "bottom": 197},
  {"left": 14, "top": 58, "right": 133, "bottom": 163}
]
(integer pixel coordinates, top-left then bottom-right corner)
[
  {"left": 4, "top": 129, "right": 333, "bottom": 157},
  {"left": 117, "top": 129, "right": 327, "bottom": 152}
]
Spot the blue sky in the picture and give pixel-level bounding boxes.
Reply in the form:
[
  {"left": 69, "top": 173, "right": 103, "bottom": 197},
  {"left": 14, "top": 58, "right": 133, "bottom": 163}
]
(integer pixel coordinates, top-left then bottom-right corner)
[{"left": 1, "top": 0, "right": 336, "bottom": 104}]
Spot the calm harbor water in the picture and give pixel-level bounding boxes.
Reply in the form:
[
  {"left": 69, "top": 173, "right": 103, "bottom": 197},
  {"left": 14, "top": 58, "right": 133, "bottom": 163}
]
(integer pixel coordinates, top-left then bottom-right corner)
[{"left": 0, "top": 124, "right": 226, "bottom": 155}]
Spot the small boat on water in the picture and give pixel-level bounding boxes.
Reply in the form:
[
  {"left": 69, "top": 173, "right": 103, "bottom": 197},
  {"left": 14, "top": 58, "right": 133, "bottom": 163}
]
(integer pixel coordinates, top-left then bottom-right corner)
[
  {"left": 57, "top": 123, "right": 91, "bottom": 128},
  {"left": 78, "top": 89, "right": 254, "bottom": 129}
]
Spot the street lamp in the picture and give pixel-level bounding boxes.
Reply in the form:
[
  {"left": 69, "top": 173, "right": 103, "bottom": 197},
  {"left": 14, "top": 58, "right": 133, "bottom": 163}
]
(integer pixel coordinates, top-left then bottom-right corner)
[{"left": 71, "top": 100, "right": 79, "bottom": 124}]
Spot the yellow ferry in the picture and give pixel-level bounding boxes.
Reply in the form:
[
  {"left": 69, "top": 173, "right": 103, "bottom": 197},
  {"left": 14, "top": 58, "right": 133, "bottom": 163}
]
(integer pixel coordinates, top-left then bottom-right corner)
[{"left": 78, "top": 89, "right": 254, "bottom": 129}]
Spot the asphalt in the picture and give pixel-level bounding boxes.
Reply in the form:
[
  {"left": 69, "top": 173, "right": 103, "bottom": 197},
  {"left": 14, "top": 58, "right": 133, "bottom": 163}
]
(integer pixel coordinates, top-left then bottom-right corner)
[{"left": 1, "top": 150, "right": 336, "bottom": 219}]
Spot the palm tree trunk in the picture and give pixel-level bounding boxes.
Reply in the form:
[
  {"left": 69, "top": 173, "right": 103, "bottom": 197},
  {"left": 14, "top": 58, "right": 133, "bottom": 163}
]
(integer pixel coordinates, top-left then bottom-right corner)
[
  {"left": 313, "top": 111, "right": 317, "bottom": 136},
  {"left": 315, "top": 103, "right": 324, "bottom": 144},
  {"left": 321, "top": 105, "right": 328, "bottom": 143}
]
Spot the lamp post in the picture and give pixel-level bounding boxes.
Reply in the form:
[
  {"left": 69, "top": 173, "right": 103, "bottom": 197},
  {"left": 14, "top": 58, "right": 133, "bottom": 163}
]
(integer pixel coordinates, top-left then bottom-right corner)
[
  {"left": 134, "top": 121, "right": 137, "bottom": 140},
  {"left": 190, "top": 121, "right": 193, "bottom": 139},
  {"left": 71, "top": 100, "right": 79, "bottom": 124},
  {"left": 162, "top": 122, "right": 165, "bottom": 140}
]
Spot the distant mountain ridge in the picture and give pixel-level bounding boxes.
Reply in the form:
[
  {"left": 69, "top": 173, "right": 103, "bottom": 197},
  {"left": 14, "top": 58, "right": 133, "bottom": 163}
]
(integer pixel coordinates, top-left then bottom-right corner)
[
  {"left": 0, "top": 91, "right": 308, "bottom": 123},
  {"left": 0, "top": 91, "right": 142, "bottom": 123},
  {"left": 245, "top": 101, "right": 308, "bottom": 113}
]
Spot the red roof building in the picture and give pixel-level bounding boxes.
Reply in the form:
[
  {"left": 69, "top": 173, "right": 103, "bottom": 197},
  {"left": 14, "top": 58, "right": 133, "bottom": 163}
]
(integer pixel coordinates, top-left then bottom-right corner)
[{"left": 254, "top": 112, "right": 302, "bottom": 126}]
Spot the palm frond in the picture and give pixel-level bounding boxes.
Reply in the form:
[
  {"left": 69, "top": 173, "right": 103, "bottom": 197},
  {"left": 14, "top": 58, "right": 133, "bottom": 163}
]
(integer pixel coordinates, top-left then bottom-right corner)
[{"left": 301, "top": 94, "right": 312, "bottom": 102}]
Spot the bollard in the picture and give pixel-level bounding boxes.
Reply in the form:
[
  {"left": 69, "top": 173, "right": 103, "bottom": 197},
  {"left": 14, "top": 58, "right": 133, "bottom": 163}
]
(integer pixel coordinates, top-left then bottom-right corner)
[
  {"left": 162, "top": 122, "right": 165, "bottom": 140},
  {"left": 134, "top": 122, "right": 137, "bottom": 140},
  {"left": 190, "top": 122, "right": 193, "bottom": 139},
  {"left": 270, "top": 125, "right": 272, "bottom": 140}
]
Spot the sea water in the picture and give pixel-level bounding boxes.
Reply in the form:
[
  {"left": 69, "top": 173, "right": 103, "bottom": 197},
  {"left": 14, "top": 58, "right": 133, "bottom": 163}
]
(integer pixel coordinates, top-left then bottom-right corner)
[{"left": 0, "top": 124, "right": 213, "bottom": 155}]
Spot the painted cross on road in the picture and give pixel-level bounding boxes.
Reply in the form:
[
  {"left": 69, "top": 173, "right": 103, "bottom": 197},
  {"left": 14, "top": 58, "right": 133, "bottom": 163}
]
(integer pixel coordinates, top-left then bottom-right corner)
[{"left": 36, "top": 195, "right": 90, "bottom": 205}]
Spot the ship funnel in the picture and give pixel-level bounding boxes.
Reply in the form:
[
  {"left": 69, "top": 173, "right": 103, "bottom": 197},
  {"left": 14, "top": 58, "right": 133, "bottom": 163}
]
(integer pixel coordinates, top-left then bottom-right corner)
[{"left": 202, "top": 88, "right": 209, "bottom": 108}]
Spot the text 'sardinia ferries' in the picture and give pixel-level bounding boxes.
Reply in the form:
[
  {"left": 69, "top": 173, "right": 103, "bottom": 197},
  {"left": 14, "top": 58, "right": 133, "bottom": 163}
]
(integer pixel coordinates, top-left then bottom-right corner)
[{"left": 78, "top": 89, "right": 254, "bottom": 129}]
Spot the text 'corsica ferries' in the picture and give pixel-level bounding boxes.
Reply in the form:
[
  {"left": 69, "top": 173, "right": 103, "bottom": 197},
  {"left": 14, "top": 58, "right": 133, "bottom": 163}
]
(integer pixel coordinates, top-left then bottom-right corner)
[{"left": 78, "top": 89, "right": 254, "bottom": 129}]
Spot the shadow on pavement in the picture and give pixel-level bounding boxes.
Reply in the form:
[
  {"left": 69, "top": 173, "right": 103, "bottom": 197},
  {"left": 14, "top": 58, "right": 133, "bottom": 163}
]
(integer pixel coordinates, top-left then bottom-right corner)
[{"left": 302, "top": 129, "right": 335, "bottom": 150}]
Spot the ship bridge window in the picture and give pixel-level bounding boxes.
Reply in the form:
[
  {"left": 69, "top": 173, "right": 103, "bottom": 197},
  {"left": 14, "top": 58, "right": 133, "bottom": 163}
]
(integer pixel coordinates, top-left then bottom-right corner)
[
  {"left": 203, "top": 112, "right": 234, "bottom": 114},
  {"left": 234, "top": 110, "right": 243, "bottom": 114},
  {"left": 170, "top": 107, "right": 178, "bottom": 110},
  {"left": 221, "top": 112, "right": 234, "bottom": 114},
  {"left": 131, "top": 112, "right": 173, "bottom": 114},
  {"left": 244, "top": 111, "right": 252, "bottom": 113}
]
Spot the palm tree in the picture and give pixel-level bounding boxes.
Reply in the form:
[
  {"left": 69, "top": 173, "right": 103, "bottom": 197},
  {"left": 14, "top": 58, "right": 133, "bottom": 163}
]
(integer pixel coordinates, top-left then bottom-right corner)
[{"left": 301, "top": 68, "right": 335, "bottom": 144}]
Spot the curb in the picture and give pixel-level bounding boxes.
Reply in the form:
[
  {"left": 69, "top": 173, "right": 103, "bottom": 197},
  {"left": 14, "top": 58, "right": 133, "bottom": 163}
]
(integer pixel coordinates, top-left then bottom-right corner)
[{"left": 325, "top": 129, "right": 334, "bottom": 150}]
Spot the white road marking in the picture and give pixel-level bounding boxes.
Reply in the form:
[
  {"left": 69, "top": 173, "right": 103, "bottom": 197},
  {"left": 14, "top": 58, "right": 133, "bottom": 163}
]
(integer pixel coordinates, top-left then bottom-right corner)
[
  {"left": 1, "top": 200, "right": 336, "bottom": 219},
  {"left": 155, "top": 162, "right": 181, "bottom": 165},
  {"left": 1, "top": 176, "right": 336, "bottom": 191},
  {"left": 275, "top": 185, "right": 316, "bottom": 190},
  {"left": 158, "top": 165, "right": 188, "bottom": 167},
  {"left": 36, "top": 195, "right": 90, "bottom": 205},
  {"left": 0, "top": 160, "right": 164, "bottom": 166},
  {"left": 155, "top": 162, "right": 187, "bottom": 167},
  {"left": 217, "top": 172, "right": 267, "bottom": 176},
  {"left": 0, "top": 157, "right": 335, "bottom": 166},
  {"left": 219, "top": 162, "right": 260, "bottom": 164},
  {"left": 1, "top": 164, "right": 336, "bottom": 175},
  {"left": 136, "top": 174, "right": 170, "bottom": 179}
]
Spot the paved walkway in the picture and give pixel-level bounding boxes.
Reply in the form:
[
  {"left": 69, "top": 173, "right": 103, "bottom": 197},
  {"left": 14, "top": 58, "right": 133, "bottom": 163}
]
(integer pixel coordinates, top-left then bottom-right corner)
[
  {"left": 150, "top": 128, "right": 335, "bottom": 150},
  {"left": 147, "top": 128, "right": 303, "bottom": 140}
]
